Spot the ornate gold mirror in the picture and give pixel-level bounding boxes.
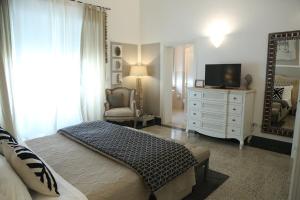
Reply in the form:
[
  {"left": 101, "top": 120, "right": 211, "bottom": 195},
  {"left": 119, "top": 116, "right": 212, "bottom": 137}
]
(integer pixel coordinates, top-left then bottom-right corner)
[{"left": 262, "top": 30, "right": 300, "bottom": 137}]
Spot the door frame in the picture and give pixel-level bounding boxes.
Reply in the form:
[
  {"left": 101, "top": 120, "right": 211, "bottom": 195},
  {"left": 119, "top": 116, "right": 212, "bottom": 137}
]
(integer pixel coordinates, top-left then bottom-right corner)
[{"left": 160, "top": 42, "right": 196, "bottom": 125}]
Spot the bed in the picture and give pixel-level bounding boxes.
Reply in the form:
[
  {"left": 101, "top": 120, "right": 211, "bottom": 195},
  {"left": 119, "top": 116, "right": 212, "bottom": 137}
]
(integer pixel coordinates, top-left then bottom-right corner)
[{"left": 26, "top": 122, "right": 210, "bottom": 200}]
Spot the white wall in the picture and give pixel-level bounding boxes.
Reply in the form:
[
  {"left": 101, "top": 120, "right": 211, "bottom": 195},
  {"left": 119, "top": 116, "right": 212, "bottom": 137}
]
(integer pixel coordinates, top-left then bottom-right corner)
[
  {"left": 82, "top": 0, "right": 140, "bottom": 44},
  {"left": 140, "top": 0, "right": 300, "bottom": 141},
  {"left": 141, "top": 43, "right": 161, "bottom": 116},
  {"left": 141, "top": 0, "right": 300, "bottom": 44}
]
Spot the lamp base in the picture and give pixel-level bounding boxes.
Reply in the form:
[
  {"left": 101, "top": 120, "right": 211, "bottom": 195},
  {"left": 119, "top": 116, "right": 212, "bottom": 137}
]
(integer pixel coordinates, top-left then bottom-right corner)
[{"left": 136, "top": 77, "right": 143, "bottom": 114}]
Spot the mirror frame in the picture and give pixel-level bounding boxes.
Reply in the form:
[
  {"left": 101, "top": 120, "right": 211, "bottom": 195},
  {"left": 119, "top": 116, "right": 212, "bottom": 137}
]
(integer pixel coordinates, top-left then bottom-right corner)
[{"left": 262, "top": 30, "right": 300, "bottom": 138}]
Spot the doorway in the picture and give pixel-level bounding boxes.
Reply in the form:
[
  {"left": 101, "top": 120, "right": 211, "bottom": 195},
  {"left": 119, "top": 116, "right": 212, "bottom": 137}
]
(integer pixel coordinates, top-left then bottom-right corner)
[{"left": 171, "top": 45, "right": 194, "bottom": 129}]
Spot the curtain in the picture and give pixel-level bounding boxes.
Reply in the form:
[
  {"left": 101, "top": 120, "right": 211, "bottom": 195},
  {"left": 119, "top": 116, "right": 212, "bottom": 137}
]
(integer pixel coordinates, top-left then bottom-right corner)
[
  {"left": 0, "top": 0, "right": 16, "bottom": 136},
  {"left": 80, "top": 6, "right": 106, "bottom": 121},
  {"left": 7, "top": 0, "right": 84, "bottom": 140}
]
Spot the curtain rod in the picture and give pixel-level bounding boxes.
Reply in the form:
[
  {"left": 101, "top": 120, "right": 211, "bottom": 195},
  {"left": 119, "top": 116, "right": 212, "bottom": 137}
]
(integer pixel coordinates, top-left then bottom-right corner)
[{"left": 69, "top": 0, "right": 111, "bottom": 10}]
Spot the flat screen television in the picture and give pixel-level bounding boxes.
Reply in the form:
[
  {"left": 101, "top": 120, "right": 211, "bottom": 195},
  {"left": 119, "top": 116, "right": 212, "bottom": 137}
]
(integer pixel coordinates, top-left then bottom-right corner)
[{"left": 205, "top": 64, "right": 241, "bottom": 88}]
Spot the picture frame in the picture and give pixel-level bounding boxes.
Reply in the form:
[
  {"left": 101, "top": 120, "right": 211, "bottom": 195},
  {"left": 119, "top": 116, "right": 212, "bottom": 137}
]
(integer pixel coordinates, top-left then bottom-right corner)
[
  {"left": 112, "top": 45, "right": 122, "bottom": 58},
  {"left": 112, "top": 72, "right": 123, "bottom": 85},
  {"left": 112, "top": 58, "right": 123, "bottom": 71},
  {"left": 195, "top": 80, "right": 205, "bottom": 88}
]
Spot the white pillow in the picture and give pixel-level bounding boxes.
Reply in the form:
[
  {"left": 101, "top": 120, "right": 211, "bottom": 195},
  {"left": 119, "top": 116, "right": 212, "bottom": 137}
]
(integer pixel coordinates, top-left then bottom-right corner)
[
  {"left": 275, "top": 85, "right": 293, "bottom": 106},
  {"left": 0, "top": 154, "right": 32, "bottom": 200},
  {"left": 282, "top": 85, "right": 293, "bottom": 99},
  {"left": 2, "top": 142, "right": 60, "bottom": 197}
]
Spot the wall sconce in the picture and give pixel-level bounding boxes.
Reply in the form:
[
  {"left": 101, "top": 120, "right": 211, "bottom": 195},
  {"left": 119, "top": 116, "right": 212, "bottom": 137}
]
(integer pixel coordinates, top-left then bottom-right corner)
[
  {"left": 207, "top": 20, "right": 230, "bottom": 48},
  {"left": 210, "top": 32, "right": 225, "bottom": 48}
]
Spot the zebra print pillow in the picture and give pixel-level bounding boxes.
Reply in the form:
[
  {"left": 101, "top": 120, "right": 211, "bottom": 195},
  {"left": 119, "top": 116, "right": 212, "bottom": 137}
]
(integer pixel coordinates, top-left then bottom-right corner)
[
  {"left": 273, "top": 87, "right": 284, "bottom": 100},
  {"left": 0, "top": 126, "right": 18, "bottom": 155},
  {"left": 2, "top": 142, "right": 60, "bottom": 197}
]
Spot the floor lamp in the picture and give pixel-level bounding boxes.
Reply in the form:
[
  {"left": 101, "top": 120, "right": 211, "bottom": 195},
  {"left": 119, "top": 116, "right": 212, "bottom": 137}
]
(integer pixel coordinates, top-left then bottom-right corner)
[{"left": 129, "top": 65, "right": 148, "bottom": 114}]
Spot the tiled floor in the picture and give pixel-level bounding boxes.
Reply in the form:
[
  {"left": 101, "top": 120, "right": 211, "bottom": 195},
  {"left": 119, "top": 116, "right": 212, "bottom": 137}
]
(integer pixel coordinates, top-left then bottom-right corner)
[
  {"left": 142, "top": 125, "right": 292, "bottom": 200},
  {"left": 171, "top": 109, "right": 187, "bottom": 129}
]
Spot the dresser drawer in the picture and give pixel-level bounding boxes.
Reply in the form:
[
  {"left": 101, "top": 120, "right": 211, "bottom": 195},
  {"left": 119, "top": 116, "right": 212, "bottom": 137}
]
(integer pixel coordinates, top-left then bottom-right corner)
[
  {"left": 201, "top": 112, "right": 226, "bottom": 123},
  {"left": 188, "top": 119, "right": 200, "bottom": 129},
  {"left": 200, "top": 121, "right": 226, "bottom": 132},
  {"left": 202, "top": 92, "right": 227, "bottom": 102},
  {"left": 200, "top": 101, "right": 227, "bottom": 113},
  {"left": 227, "top": 126, "right": 241, "bottom": 137},
  {"left": 228, "top": 104, "right": 243, "bottom": 115},
  {"left": 228, "top": 115, "right": 242, "bottom": 127},
  {"left": 189, "top": 110, "right": 200, "bottom": 119},
  {"left": 229, "top": 93, "right": 243, "bottom": 104},
  {"left": 198, "top": 121, "right": 226, "bottom": 138},
  {"left": 189, "top": 100, "right": 201, "bottom": 110},
  {"left": 189, "top": 90, "right": 202, "bottom": 99}
]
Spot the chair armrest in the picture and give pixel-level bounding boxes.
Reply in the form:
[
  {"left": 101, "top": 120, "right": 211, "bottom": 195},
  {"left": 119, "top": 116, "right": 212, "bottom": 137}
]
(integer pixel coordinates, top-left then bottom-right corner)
[{"left": 104, "top": 102, "right": 110, "bottom": 111}]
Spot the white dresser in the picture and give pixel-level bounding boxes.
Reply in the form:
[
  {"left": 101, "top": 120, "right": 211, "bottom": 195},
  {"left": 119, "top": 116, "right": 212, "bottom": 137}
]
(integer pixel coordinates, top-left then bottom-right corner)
[{"left": 187, "top": 88, "right": 256, "bottom": 149}]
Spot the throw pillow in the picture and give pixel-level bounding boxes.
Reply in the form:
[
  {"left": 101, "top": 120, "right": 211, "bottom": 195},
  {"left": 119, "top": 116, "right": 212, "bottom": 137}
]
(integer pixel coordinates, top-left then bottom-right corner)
[
  {"left": 107, "top": 94, "right": 124, "bottom": 108},
  {"left": 2, "top": 142, "right": 60, "bottom": 197},
  {"left": 273, "top": 87, "right": 284, "bottom": 100},
  {"left": 0, "top": 126, "right": 18, "bottom": 155}
]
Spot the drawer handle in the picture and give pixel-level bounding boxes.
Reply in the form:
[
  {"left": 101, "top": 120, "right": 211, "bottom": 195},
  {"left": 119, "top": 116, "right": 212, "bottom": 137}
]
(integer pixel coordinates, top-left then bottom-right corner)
[
  {"left": 194, "top": 94, "right": 197, "bottom": 96},
  {"left": 193, "top": 104, "right": 196, "bottom": 106},
  {"left": 233, "top": 108, "right": 236, "bottom": 111},
  {"left": 193, "top": 113, "right": 196, "bottom": 115},
  {"left": 233, "top": 97, "right": 237, "bottom": 100},
  {"left": 232, "top": 129, "right": 235, "bottom": 132},
  {"left": 193, "top": 122, "right": 196, "bottom": 125},
  {"left": 232, "top": 119, "right": 236, "bottom": 122}
]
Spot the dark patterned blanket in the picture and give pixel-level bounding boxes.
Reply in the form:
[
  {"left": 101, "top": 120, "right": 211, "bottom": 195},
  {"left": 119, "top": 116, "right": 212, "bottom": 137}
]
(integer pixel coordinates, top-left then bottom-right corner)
[{"left": 58, "top": 121, "right": 198, "bottom": 193}]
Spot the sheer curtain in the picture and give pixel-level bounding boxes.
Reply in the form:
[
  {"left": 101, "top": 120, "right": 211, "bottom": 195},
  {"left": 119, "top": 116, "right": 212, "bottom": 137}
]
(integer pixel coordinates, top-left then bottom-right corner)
[
  {"left": 80, "top": 6, "right": 106, "bottom": 121},
  {"left": 8, "top": 0, "right": 84, "bottom": 140},
  {"left": 0, "top": 0, "right": 15, "bottom": 135}
]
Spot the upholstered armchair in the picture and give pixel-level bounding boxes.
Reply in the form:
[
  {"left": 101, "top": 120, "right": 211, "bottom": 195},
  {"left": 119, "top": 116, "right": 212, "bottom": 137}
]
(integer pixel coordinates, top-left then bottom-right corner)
[{"left": 104, "top": 87, "right": 139, "bottom": 128}]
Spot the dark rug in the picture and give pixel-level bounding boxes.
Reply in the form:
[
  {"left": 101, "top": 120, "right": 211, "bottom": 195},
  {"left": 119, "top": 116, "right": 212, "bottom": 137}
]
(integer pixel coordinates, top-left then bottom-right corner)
[
  {"left": 184, "top": 168, "right": 229, "bottom": 200},
  {"left": 246, "top": 136, "right": 292, "bottom": 155},
  {"left": 107, "top": 120, "right": 158, "bottom": 129}
]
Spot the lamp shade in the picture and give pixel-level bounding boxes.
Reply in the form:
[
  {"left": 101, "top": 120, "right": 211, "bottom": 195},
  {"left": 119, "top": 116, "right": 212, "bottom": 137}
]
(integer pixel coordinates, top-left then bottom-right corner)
[{"left": 129, "top": 65, "right": 148, "bottom": 77}]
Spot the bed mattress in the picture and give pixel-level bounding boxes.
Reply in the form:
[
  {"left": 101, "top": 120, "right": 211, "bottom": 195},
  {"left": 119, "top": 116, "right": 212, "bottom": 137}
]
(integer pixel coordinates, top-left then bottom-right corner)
[{"left": 26, "top": 133, "right": 203, "bottom": 200}]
